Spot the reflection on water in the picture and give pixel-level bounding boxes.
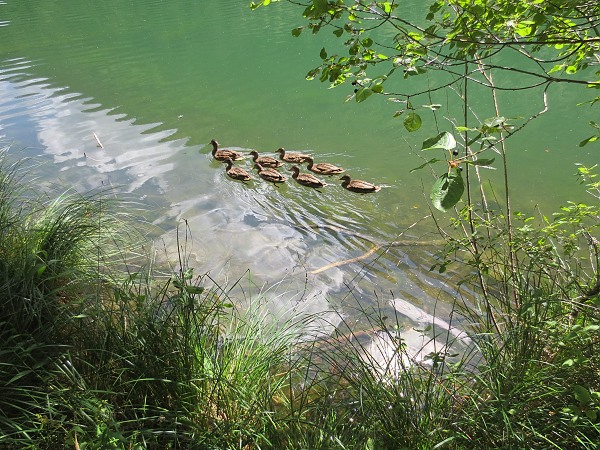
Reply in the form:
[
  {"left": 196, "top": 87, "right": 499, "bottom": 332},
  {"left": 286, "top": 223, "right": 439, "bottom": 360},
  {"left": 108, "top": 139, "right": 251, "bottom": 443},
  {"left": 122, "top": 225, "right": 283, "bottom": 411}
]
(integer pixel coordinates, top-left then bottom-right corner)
[
  {"left": 8, "top": 0, "right": 595, "bottom": 358},
  {"left": 0, "top": 62, "right": 466, "bottom": 356}
]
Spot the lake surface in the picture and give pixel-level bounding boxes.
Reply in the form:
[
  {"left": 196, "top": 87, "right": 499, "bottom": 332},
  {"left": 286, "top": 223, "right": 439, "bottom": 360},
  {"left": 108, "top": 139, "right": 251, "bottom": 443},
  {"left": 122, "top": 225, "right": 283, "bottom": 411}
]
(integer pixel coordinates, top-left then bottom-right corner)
[{"left": 0, "top": 1, "right": 596, "bottom": 346}]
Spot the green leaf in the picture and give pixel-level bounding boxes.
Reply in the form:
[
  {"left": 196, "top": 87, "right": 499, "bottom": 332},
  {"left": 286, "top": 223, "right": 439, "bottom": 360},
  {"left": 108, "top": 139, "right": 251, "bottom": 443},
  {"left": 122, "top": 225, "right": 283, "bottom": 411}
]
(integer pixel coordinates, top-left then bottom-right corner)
[
  {"left": 366, "top": 437, "right": 375, "bottom": 450},
  {"left": 465, "top": 158, "right": 495, "bottom": 167},
  {"left": 579, "top": 135, "right": 599, "bottom": 147},
  {"left": 292, "top": 27, "right": 303, "bottom": 37},
  {"left": 320, "top": 47, "right": 328, "bottom": 59},
  {"left": 515, "top": 22, "right": 533, "bottom": 37},
  {"left": 305, "top": 68, "right": 320, "bottom": 80},
  {"left": 372, "top": 84, "right": 384, "bottom": 93},
  {"left": 465, "top": 132, "right": 483, "bottom": 146},
  {"left": 319, "top": 67, "right": 329, "bottom": 82},
  {"left": 430, "top": 170, "right": 464, "bottom": 212},
  {"left": 422, "top": 131, "right": 456, "bottom": 150},
  {"left": 404, "top": 112, "right": 422, "bottom": 132},
  {"left": 483, "top": 116, "right": 507, "bottom": 128},
  {"left": 573, "top": 385, "right": 592, "bottom": 404},
  {"left": 404, "top": 66, "right": 426, "bottom": 77},
  {"left": 312, "top": 0, "right": 328, "bottom": 15},
  {"left": 410, "top": 158, "right": 441, "bottom": 172},
  {"left": 356, "top": 88, "right": 373, "bottom": 103},
  {"left": 184, "top": 285, "right": 205, "bottom": 295},
  {"left": 333, "top": 28, "right": 343, "bottom": 37},
  {"left": 408, "top": 31, "right": 422, "bottom": 41}
]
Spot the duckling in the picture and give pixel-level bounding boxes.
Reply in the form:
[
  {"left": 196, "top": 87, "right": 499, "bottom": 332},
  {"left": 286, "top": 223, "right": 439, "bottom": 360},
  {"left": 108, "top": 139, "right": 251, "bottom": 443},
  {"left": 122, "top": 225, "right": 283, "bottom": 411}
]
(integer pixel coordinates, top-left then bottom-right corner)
[
  {"left": 340, "top": 174, "right": 381, "bottom": 193},
  {"left": 254, "top": 163, "right": 287, "bottom": 184},
  {"left": 276, "top": 147, "right": 312, "bottom": 164},
  {"left": 305, "top": 156, "right": 345, "bottom": 175},
  {"left": 249, "top": 150, "right": 283, "bottom": 168},
  {"left": 223, "top": 158, "right": 252, "bottom": 182},
  {"left": 290, "top": 166, "right": 327, "bottom": 189},
  {"left": 210, "top": 139, "right": 243, "bottom": 161}
]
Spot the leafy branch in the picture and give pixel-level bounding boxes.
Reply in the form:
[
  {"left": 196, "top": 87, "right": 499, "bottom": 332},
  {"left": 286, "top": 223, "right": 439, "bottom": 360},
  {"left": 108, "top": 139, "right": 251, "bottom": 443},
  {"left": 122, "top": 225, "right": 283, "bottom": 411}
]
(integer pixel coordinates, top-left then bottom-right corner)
[{"left": 252, "top": 0, "right": 599, "bottom": 212}]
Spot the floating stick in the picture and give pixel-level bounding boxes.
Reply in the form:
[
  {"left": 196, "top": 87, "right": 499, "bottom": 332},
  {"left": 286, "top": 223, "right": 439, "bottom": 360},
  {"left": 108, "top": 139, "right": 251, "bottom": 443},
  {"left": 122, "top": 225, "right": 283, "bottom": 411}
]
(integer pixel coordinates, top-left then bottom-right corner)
[{"left": 93, "top": 132, "right": 104, "bottom": 149}]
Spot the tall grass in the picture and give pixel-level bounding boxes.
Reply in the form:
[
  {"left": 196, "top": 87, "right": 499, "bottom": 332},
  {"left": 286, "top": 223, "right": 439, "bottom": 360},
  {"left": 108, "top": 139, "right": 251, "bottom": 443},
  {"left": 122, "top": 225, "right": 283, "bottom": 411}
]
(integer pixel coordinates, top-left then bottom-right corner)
[
  {"left": 0, "top": 148, "right": 313, "bottom": 448},
  {"left": 444, "top": 202, "right": 600, "bottom": 449},
  {"left": 1, "top": 145, "right": 599, "bottom": 449},
  {"left": 0, "top": 147, "right": 135, "bottom": 448}
]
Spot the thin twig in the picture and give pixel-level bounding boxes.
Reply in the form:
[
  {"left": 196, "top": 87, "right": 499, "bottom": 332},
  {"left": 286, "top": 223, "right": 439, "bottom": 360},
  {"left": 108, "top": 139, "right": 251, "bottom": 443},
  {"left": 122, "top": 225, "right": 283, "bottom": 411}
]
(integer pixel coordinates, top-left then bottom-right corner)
[{"left": 93, "top": 132, "right": 104, "bottom": 149}]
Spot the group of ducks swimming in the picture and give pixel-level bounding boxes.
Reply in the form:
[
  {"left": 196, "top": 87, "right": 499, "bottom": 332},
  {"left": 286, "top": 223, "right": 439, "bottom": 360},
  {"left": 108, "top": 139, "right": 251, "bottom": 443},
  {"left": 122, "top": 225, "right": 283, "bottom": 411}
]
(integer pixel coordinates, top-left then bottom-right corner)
[{"left": 210, "top": 139, "right": 381, "bottom": 193}]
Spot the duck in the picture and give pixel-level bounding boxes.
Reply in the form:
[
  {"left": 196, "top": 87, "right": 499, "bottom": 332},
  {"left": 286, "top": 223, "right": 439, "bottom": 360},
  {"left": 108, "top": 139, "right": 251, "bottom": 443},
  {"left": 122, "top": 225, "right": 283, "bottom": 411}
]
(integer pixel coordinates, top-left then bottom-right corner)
[
  {"left": 305, "top": 156, "right": 345, "bottom": 175},
  {"left": 254, "top": 163, "right": 287, "bottom": 184},
  {"left": 340, "top": 174, "right": 381, "bottom": 193},
  {"left": 223, "top": 158, "right": 252, "bottom": 182},
  {"left": 276, "top": 147, "right": 312, "bottom": 164},
  {"left": 249, "top": 150, "right": 283, "bottom": 168},
  {"left": 289, "top": 166, "right": 327, "bottom": 189},
  {"left": 210, "top": 139, "right": 244, "bottom": 161}
]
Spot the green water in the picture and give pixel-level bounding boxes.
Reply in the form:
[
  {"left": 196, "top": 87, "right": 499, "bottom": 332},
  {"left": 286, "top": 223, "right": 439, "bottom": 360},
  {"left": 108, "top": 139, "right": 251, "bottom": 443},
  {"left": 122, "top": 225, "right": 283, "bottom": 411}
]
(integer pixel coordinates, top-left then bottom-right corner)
[{"left": 0, "top": 0, "right": 597, "bottom": 335}]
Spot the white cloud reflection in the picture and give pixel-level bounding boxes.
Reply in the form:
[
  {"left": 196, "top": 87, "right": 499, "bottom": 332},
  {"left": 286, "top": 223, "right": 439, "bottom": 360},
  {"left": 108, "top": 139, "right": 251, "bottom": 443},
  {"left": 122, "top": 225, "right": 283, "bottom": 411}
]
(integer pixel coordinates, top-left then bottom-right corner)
[
  {"left": 0, "top": 71, "right": 471, "bottom": 359},
  {"left": 0, "top": 74, "right": 345, "bottom": 337}
]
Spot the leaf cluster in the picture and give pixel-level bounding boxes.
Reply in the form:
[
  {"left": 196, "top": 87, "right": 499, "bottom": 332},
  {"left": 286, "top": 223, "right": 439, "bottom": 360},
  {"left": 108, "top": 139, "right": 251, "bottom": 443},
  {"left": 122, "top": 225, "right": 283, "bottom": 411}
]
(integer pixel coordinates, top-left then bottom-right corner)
[
  {"left": 251, "top": 0, "right": 599, "bottom": 211},
  {"left": 252, "top": 0, "right": 600, "bottom": 99}
]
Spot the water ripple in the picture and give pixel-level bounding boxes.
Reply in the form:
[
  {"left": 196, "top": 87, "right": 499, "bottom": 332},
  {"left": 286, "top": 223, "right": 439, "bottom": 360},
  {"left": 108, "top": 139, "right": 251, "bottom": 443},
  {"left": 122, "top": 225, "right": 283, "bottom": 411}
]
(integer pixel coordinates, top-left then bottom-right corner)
[{"left": 0, "top": 1, "right": 474, "bottom": 340}]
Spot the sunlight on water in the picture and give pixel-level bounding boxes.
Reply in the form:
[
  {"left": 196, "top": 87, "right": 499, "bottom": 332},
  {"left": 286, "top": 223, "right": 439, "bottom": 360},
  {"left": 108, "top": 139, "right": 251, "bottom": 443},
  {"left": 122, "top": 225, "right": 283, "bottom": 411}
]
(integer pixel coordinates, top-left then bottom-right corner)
[
  {"left": 0, "top": 65, "right": 460, "bottom": 349},
  {"left": 0, "top": 0, "right": 597, "bottom": 356}
]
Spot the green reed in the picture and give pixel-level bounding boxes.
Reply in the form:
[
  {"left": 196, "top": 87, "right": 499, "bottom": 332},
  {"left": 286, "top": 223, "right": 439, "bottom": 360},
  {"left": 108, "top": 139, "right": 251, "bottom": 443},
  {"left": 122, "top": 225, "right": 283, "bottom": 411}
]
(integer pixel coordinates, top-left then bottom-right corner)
[{"left": 1, "top": 145, "right": 598, "bottom": 449}]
